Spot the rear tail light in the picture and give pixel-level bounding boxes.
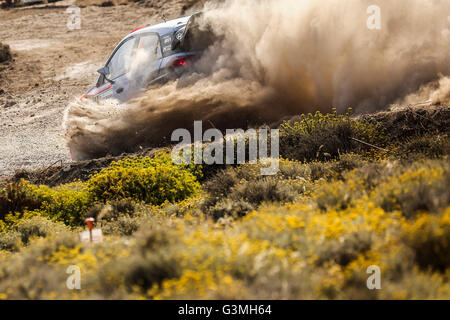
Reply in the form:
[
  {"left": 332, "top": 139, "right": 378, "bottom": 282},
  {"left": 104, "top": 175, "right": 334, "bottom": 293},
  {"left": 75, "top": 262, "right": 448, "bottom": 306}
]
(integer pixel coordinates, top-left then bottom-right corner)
[
  {"left": 170, "top": 55, "right": 198, "bottom": 68},
  {"left": 172, "top": 57, "right": 188, "bottom": 67}
]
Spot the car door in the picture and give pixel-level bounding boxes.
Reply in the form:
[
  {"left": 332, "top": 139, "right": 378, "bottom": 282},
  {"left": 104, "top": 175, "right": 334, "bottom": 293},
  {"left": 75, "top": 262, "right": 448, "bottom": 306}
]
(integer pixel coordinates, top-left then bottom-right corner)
[
  {"left": 131, "top": 33, "right": 163, "bottom": 90},
  {"left": 105, "top": 36, "right": 138, "bottom": 102},
  {"left": 95, "top": 33, "right": 162, "bottom": 102}
]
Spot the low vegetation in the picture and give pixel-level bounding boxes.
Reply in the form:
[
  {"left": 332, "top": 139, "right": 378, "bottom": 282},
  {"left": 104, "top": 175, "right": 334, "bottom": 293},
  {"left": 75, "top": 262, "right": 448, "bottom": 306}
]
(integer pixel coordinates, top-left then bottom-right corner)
[{"left": 0, "top": 109, "right": 449, "bottom": 299}]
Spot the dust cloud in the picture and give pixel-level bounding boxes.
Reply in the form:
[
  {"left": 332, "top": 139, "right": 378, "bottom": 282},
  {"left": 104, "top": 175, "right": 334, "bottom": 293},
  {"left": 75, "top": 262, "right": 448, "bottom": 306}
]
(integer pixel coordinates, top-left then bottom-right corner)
[{"left": 65, "top": 0, "right": 450, "bottom": 160}]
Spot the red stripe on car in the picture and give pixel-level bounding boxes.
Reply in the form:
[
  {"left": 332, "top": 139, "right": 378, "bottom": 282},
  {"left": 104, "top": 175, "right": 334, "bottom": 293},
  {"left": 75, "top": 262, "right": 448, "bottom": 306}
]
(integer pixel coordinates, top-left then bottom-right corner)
[
  {"left": 80, "top": 84, "right": 112, "bottom": 100},
  {"left": 130, "top": 25, "right": 149, "bottom": 34}
]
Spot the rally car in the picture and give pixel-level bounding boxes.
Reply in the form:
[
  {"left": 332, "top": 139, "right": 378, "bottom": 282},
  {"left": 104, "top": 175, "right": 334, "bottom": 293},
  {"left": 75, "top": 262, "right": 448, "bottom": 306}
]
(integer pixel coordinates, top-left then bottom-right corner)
[{"left": 81, "top": 12, "right": 213, "bottom": 102}]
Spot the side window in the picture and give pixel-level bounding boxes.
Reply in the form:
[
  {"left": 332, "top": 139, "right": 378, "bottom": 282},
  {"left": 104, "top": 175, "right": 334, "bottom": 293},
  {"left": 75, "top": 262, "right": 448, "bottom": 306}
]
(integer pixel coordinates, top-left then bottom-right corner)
[
  {"left": 135, "top": 34, "right": 162, "bottom": 65},
  {"left": 106, "top": 38, "right": 136, "bottom": 80}
]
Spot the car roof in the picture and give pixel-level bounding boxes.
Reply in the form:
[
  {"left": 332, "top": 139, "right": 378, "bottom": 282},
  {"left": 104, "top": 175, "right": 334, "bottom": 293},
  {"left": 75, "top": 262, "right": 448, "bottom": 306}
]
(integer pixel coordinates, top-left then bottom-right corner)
[{"left": 123, "top": 14, "right": 196, "bottom": 40}]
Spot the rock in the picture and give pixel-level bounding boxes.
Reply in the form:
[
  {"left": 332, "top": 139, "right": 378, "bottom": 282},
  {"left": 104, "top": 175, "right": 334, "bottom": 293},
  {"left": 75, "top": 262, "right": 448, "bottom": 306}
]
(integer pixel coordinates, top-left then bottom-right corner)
[
  {"left": 101, "top": 1, "right": 114, "bottom": 7},
  {"left": 0, "top": 43, "right": 11, "bottom": 63},
  {"left": 5, "top": 100, "right": 16, "bottom": 108}
]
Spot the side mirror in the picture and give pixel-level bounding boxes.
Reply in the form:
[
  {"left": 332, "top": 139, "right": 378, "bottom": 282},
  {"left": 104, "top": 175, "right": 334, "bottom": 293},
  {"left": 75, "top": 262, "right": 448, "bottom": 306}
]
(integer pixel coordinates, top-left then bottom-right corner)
[
  {"left": 96, "top": 66, "right": 114, "bottom": 86},
  {"left": 96, "top": 74, "right": 105, "bottom": 88},
  {"left": 97, "top": 66, "right": 109, "bottom": 76}
]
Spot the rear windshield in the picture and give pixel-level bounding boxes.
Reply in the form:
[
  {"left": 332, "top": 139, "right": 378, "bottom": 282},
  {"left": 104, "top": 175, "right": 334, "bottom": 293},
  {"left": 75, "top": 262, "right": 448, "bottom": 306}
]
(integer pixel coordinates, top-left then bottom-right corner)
[
  {"left": 159, "top": 14, "right": 218, "bottom": 57},
  {"left": 180, "top": 15, "right": 216, "bottom": 52}
]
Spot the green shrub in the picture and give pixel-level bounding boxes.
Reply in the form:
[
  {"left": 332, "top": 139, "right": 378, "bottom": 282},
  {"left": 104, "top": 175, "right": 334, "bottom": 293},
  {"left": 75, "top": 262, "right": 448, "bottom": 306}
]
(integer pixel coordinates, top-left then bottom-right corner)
[
  {"left": 315, "top": 231, "right": 374, "bottom": 267},
  {"left": 349, "top": 162, "right": 388, "bottom": 190},
  {"left": 374, "top": 162, "right": 450, "bottom": 218},
  {"left": 151, "top": 197, "right": 203, "bottom": 218},
  {"left": 280, "top": 109, "right": 387, "bottom": 162},
  {"left": 124, "top": 252, "right": 180, "bottom": 292},
  {"left": 312, "top": 161, "right": 389, "bottom": 211},
  {"left": 1, "top": 180, "right": 92, "bottom": 228},
  {"left": 204, "top": 165, "right": 259, "bottom": 201},
  {"left": 209, "top": 199, "right": 254, "bottom": 220},
  {"left": 315, "top": 177, "right": 364, "bottom": 211},
  {"left": 402, "top": 208, "right": 450, "bottom": 272},
  {"left": 0, "top": 232, "right": 79, "bottom": 299},
  {"left": 204, "top": 159, "right": 311, "bottom": 213},
  {"left": 119, "top": 225, "right": 181, "bottom": 292},
  {"left": 379, "top": 269, "right": 450, "bottom": 299},
  {"left": 229, "top": 177, "right": 301, "bottom": 205},
  {"left": 0, "top": 180, "right": 41, "bottom": 220},
  {"left": 135, "top": 224, "right": 177, "bottom": 252},
  {"left": 277, "top": 159, "right": 310, "bottom": 180},
  {"left": 308, "top": 154, "right": 367, "bottom": 181},
  {"left": 95, "top": 199, "right": 140, "bottom": 236},
  {"left": 87, "top": 153, "right": 201, "bottom": 205},
  {"left": 102, "top": 216, "right": 141, "bottom": 236},
  {"left": 0, "top": 231, "right": 21, "bottom": 252},
  {"left": 34, "top": 182, "right": 93, "bottom": 226},
  {"left": 16, "top": 216, "right": 68, "bottom": 245},
  {"left": 96, "top": 199, "right": 138, "bottom": 223},
  {"left": 398, "top": 134, "right": 450, "bottom": 160}
]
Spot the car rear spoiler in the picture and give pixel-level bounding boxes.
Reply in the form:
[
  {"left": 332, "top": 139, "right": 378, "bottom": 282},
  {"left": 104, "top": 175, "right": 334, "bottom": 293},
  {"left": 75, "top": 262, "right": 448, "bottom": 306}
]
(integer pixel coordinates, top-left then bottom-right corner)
[{"left": 178, "top": 12, "right": 219, "bottom": 52}]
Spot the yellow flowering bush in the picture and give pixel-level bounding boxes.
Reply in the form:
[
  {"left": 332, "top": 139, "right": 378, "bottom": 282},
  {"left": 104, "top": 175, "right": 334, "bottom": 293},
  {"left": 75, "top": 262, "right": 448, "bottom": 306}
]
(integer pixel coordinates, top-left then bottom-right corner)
[
  {"left": 87, "top": 153, "right": 201, "bottom": 205},
  {"left": 374, "top": 162, "right": 450, "bottom": 218},
  {"left": 149, "top": 269, "right": 248, "bottom": 299},
  {"left": 0, "top": 231, "right": 21, "bottom": 252},
  {"left": 15, "top": 216, "right": 68, "bottom": 245},
  {"left": 402, "top": 208, "right": 450, "bottom": 271},
  {"left": 0, "top": 181, "right": 92, "bottom": 228},
  {"left": 0, "top": 180, "right": 42, "bottom": 220},
  {"left": 34, "top": 182, "right": 93, "bottom": 226}
]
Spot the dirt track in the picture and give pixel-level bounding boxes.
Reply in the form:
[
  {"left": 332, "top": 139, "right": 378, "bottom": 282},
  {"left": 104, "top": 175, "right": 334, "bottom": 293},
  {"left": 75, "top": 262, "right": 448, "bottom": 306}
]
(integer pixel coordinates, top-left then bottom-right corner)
[{"left": 0, "top": 0, "right": 191, "bottom": 179}]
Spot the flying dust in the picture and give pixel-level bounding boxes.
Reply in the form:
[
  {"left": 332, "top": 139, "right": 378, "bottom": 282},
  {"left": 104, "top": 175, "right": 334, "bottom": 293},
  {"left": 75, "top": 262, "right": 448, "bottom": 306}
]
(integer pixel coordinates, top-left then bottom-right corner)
[{"left": 64, "top": 0, "right": 450, "bottom": 160}]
